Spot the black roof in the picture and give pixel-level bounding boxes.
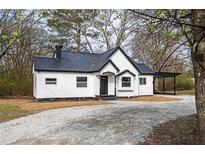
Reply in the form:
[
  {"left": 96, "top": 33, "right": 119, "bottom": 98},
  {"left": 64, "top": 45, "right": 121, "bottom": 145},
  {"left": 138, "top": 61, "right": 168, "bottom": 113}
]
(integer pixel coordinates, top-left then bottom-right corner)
[
  {"left": 33, "top": 46, "right": 154, "bottom": 75},
  {"left": 131, "top": 59, "right": 154, "bottom": 75},
  {"left": 154, "top": 72, "right": 181, "bottom": 77}
]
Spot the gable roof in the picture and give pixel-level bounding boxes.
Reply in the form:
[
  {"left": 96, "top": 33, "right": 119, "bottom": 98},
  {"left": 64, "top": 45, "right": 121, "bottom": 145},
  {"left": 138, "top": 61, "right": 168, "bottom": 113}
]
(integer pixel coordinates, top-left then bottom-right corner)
[
  {"left": 33, "top": 46, "right": 154, "bottom": 75},
  {"left": 33, "top": 47, "right": 117, "bottom": 73},
  {"left": 99, "top": 59, "right": 120, "bottom": 72},
  {"left": 130, "top": 59, "right": 154, "bottom": 75},
  {"left": 116, "top": 70, "right": 136, "bottom": 77}
]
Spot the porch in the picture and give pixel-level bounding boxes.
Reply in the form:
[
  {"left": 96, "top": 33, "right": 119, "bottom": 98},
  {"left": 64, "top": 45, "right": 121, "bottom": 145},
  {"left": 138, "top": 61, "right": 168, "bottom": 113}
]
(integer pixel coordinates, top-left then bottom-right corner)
[{"left": 96, "top": 71, "right": 117, "bottom": 99}]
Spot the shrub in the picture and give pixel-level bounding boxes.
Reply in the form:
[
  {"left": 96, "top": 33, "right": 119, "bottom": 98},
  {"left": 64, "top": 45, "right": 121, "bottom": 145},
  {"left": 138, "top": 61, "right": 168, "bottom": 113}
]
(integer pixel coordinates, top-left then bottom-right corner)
[
  {"left": 176, "top": 75, "right": 194, "bottom": 91},
  {"left": 0, "top": 73, "right": 32, "bottom": 96},
  {"left": 156, "top": 75, "right": 194, "bottom": 91}
]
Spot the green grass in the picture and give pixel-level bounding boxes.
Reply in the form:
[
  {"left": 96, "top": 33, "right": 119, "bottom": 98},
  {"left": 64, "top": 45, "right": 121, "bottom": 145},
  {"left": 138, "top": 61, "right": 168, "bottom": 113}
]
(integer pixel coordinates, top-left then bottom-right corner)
[
  {"left": 0, "top": 104, "right": 32, "bottom": 123},
  {"left": 0, "top": 104, "right": 16, "bottom": 113}
]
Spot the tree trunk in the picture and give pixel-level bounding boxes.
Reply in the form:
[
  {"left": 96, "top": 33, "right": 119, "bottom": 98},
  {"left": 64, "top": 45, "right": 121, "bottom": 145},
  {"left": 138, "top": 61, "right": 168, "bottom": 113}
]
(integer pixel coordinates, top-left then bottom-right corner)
[{"left": 192, "top": 10, "right": 205, "bottom": 144}]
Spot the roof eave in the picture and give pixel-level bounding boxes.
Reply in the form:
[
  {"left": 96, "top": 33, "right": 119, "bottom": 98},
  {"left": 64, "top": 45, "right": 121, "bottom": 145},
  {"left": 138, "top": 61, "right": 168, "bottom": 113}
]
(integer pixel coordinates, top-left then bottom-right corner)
[
  {"left": 34, "top": 69, "right": 99, "bottom": 73},
  {"left": 140, "top": 73, "right": 154, "bottom": 75}
]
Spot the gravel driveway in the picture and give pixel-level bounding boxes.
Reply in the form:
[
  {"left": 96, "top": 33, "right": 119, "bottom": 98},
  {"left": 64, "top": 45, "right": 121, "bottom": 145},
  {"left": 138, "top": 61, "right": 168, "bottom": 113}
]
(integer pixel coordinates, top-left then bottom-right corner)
[{"left": 0, "top": 95, "right": 196, "bottom": 145}]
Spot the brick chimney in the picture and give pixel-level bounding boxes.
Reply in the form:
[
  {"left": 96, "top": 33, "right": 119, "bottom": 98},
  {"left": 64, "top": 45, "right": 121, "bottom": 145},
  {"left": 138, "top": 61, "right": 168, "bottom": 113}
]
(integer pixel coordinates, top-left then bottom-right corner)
[{"left": 55, "top": 45, "right": 63, "bottom": 60}]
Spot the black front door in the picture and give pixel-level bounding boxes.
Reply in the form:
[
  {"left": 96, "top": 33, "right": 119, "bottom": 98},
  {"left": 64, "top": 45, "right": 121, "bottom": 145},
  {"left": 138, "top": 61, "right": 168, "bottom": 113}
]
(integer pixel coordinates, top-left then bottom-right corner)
[{"left": 100, "top": 76, "right": 108, "bottom": 95}]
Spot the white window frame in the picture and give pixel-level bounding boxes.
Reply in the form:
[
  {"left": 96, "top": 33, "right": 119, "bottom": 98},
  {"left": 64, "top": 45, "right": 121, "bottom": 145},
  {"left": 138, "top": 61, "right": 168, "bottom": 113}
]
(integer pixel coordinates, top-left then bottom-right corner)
[
  {"left": 76, "top": 77, "right": 87, "bottom": 88},
  {"left": 45, "top": 78, "right": 57, "bottom": 85},
  {"left": 140, "top": 78, "right": 146, "bottom": 85},
  {"left": 122, "top": 77, "right": 131, "bottom": 87}
]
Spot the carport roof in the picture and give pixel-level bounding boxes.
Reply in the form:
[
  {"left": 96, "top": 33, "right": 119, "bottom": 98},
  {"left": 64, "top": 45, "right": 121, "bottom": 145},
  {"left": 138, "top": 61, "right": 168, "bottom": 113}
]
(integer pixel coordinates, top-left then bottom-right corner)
[{"left": 154, "top": 72, "right": 181, "bottom": 77}]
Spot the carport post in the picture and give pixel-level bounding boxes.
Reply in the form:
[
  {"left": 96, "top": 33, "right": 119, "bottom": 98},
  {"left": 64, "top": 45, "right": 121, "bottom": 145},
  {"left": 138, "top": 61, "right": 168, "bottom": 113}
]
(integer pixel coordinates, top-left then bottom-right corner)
[
  {"left": 114, "top": 75, "right": 116, "bottom": 96},
  {"left": 174, "top": 75, "right": 176, "bottom": 95},
  {"left": 163, "top": 76, "right": 165, "bottom": 93}
]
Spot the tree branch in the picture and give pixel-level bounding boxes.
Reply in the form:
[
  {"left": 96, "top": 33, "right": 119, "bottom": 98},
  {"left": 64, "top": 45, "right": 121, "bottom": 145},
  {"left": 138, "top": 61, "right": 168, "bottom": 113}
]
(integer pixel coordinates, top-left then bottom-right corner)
[
  {"left": 158, "top": 41, "right": 188, "bottom": 72},
  {"left": 128, "top": 9, "right": 205, "bottom": 29}
]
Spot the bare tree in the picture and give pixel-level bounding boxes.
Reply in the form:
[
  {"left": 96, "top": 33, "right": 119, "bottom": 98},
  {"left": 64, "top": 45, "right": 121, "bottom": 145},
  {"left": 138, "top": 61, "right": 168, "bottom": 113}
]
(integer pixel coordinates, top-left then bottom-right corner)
[
  {"left": 94, "top": 10, "right": 140, "bottom": 52},
  {"left": 192, "top": 10, "right": 205, "bottom": 144},
  {"left": 45, "top": 9, "right": 139, "bottom": 53},
  {"left": 132, "top": 17, "right": 189, "bottom": 72},
  {"left": 0, "top": 10, "right": 42, "bottom": 59},
  {"left": 129, "top": 9, "right": 205, "bottom": 143},
  {"left": 0, "top": 9, "right": 48, "bottom": 76}
]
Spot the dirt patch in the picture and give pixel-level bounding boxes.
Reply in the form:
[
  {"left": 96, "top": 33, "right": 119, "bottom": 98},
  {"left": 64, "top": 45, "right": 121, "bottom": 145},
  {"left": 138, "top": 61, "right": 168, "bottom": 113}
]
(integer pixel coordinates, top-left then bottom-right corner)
[
  {"left": 128, "top": 96, "right": 180, "bottom": 102},
  {"left": 140, "top": 114, "right": 201, "bottom": 145},
  {"left": 177, "top": 90, "right": 195, "bottom": 95},
  {"left": 0, "top": 98, "right": 106, "bottom": 122}
]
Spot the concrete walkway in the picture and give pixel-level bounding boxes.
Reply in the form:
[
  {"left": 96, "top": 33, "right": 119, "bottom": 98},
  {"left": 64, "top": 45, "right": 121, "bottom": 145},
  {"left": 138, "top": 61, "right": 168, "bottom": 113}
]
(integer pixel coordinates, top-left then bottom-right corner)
[{"left": 0, "top": 95, "right": 196, "bottom": 144}]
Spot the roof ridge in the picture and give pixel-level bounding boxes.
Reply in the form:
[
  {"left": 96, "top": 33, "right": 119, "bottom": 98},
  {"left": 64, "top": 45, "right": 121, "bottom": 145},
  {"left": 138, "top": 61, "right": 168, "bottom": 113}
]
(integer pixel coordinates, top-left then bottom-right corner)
[
  {"left": 135, "top": 62, "right": 144, "bottom": 65},
  {"left": 98, "top": 46, "right": 118, "bottom": 55},
  {"left": 61, "top": 46, "right": 119, "bottom": 56},
  {"left": 131, "top": 58, "right": 143, "bottom": 64},
  {"left": 93, "top": 47, "right": 119, "bottom": 69},
  {"left": 33, "top": 56, "right": 54, "bottom": 59},
  {"left": 61, "top": 50, "right": 99, "bottom": 55}
]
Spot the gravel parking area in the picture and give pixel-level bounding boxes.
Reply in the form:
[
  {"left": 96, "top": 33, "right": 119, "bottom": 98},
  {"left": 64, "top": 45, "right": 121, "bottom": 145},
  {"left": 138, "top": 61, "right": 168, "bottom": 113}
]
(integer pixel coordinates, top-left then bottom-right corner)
[{"left": 0, "top": 95, "right": 196, "bottom": 145}]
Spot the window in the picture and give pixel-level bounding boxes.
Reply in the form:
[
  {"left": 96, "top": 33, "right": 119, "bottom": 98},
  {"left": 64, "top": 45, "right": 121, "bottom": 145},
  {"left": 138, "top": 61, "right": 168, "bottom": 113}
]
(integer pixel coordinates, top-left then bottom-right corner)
[
  {"left": 76, "top": 77, "right": 87, "bottom": 87},
  {"left": 45, "top": 78, "right": 57, "bottom": 84},
  {"left": 122, "top": 77, "right": 131, "bottom": 87},
  {"left": 140, "top": 78, "right": 146, "bottom": 85}
]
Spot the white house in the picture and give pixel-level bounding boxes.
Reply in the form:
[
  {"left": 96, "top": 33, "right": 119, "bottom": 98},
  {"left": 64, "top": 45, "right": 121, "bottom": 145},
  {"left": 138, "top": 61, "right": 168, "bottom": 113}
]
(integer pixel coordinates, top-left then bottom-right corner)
[{"left": 32, "top": 46, "right": 154, "bottom": 100}]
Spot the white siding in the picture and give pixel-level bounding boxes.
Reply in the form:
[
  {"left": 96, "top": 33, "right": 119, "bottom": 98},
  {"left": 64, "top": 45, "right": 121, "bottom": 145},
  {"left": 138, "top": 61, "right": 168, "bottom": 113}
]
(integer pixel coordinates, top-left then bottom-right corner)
[
  {"left": 116, "top": 72, "right": 136, "bottom": 97},
  {"left": 35, "top": 71, "right": 99, "bottom": 99},
  {"left": 108, "top": 76, "right": 115, "bottom": 95},
  {"left": 32, "top": 65, "right": 37, "bottom": 98},
  {"left": 117, "top": 72, "right": 135, "bottom": 91},
  {"left": 33, "top": 72, "right": 37, "bottom": 98},
  {"left": 109, "top": 49, "right": 154, "bottom": 97},
  {"left": 94, "top": 76, "right": 100, "bottom": 96},
  {"left": 100, "top": 61, "right": 118, "bottom": 95},
  {"left": 110, "top": 49, "right": 138, "bottom": 74},
  {"left": 110, "top": 49, "right": 140, "bottom": 97},
  {"left": 100, "top": 62, "right": 118, "bottom": 74},
  {"left": 138, "top": 75, "right": 153, "bottom": 96},
  {"left": 33, "top": 48, "right": 154, "bottom": 99}
]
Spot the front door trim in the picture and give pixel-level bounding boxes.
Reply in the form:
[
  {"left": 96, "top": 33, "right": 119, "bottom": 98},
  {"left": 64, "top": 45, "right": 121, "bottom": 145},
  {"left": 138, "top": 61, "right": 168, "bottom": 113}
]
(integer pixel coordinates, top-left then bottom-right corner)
[{"left": 100, "top": 76, "right": 108, "bottom": 95}]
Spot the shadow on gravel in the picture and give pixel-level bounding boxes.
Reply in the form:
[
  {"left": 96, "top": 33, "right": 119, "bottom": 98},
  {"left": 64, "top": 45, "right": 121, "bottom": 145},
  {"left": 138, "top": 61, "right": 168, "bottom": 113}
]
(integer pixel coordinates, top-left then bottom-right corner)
[{"left": 140, "top": 114, "right": 202, "bottom": 145}]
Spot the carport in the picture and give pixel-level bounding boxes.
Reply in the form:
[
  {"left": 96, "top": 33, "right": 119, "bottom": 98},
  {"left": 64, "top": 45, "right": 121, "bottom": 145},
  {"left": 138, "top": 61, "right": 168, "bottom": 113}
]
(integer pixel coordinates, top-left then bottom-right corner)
[{"left": 154, "top": 72, "right": 181, "bottom": 95}]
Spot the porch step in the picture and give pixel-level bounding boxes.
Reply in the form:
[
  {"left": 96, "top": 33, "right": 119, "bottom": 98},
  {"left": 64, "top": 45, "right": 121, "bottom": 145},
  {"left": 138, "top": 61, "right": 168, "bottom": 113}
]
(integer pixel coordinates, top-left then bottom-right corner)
[{"left": 96, "top": 95, "right": 117, "bottom": 100}]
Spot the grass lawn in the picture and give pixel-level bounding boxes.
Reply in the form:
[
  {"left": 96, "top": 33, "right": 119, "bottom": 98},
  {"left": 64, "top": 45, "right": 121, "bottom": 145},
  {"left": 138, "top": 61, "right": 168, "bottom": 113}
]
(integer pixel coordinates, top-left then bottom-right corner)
[
  {"left": 0, "top": 98, "right": 106, "bottom": 123},
  {"left": 0, "top": 104, "right": 33, "bottom": 123},
  {"left": 128, "top": 96, "right": 180, "bottom": 102}
]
